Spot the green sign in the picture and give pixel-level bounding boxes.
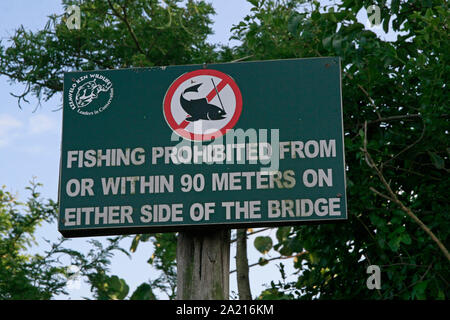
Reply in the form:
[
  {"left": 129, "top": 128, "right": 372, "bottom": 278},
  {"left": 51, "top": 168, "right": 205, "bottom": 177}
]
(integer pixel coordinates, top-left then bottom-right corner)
[{"left": 58, "top": 57, "right": 347, "bottom": 237}]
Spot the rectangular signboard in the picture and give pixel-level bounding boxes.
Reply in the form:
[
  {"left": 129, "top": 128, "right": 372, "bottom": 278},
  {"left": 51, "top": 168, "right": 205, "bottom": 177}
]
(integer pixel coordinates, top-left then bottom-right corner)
[{"left": 58, "top": 57, "right": 347, "bottom": 237}]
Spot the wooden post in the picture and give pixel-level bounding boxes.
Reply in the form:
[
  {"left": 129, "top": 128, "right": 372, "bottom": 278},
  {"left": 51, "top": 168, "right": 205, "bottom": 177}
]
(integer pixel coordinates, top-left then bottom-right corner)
[
  {"left": 236, "top": 229, "right": 252, "bottom": 299},
  {"left": 176, "top": 228, "right": 230, "bottom": 300}
]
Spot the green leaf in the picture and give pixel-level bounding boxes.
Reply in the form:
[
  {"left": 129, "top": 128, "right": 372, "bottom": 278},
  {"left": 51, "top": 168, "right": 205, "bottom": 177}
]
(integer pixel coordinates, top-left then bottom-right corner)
[
  {"left": 108, "top": 276, "right": 129, "bottom": 300},
  {"left": 388, "top": 237, "right": 401, "bottom": 252},
  {"left": 130, "top": 234, "right": 151, "bottom": 253},
  {"left": 400, "top": 232, "right": 412, "bottom": 245},
  {"left": 278, "top": 245, "right": 293, "bottom": 257},
  {"left": 377, "top": 237, "right": 386, "bottom": 249},
  {"left": 276, "top": 226, "right": 291, "bottom": 242},
  {"left": 413, "top": 280, "right": 429, "bottom": 300},
  {"left": 428, "top": 151, "right": 445, "bottom": 169},
  {"left": 332, "top": 36, "right": 343, "bottom": 50},
  {"left": 287, "top": 13, "right": 304, "bottom": 34},
  {"left": 391, "top": 0, "right": 400, "bottom": 13},
  {"left": 130, "top": 283, "right": 156, "bottom": 300},
  {"left": 308, "top": 252, "right": 319, "bottom": 265},
  {"left": 328, "top": 12, "right": 337, "bottom": 23},
  {"left": 130, "top": 235, "right": 140, "bottom": 253},
  {"left": 254, "top": 236, "right": 273, "bottom": 254},
  {"left": 311, "top": 10, "right": 321, "bottom": 21},
  {"left": 383, "top": 15, "right": 391, "bottom": 33},
  {"left": 322, "top": 35, "right": 333, "bottom": 48},
  {"left": 258, "top": 257, "right": 269, "bottom": 266}
]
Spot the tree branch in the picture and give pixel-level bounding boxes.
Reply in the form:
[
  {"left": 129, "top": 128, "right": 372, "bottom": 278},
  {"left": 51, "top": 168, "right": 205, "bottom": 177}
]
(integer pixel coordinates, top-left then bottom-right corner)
[
  {"left": 107, "top": 0, "right": 147, "bottom": 58},
  {"left": 383, "top": 164, "right": 442, "bottom": 181},
  {"left": 367, "top": 113, "right": 422, "bottom": 124},
  {"left": 354, "top": 214, "right": 377, "bottom": 240},
  {"left": 382, "top": 119, "right": 426, "bottom": 168},
  {"left": 236, "top": 229, "right": 252, "bottom": 300},
  {"left": 369, "top": 187, "right": 394, "bottom": 202},
  {"left": 393, "top": 262, "right": 433, "bottom": 298},
  {"left": 345, "top": 71, "right": 381, "bottom": 119},
  {"left": 361, "top": 121, "right": 450, "bottom": 262},
  {"left": 0, "top": 70, "right": 62, "bottom": 92},
  {"left": 230, "top": 251, "right": 308, "bottom": 274},
  {"left": 230, "top": 227, "right": 271, "bottom": 244}
]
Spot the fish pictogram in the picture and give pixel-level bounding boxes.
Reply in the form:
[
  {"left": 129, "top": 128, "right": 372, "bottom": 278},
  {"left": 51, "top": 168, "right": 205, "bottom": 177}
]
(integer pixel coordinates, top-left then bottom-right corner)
[{"left": 179, "top": 80, "right": 227, "bottom": 122}]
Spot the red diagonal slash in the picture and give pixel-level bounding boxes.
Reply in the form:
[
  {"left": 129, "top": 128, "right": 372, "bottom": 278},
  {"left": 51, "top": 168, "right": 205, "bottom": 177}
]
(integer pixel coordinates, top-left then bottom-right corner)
[
  {"left": 176, "top": 79, "right": 228, "bottom": 129},
  {"left": 206, "top": 79, "right": 227, "bottom": 102}
]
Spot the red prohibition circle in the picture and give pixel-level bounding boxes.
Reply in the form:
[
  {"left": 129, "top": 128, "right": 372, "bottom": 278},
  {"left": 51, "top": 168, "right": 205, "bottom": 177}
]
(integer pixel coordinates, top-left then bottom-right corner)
[{"left": 163, "top": 69, "right": 243, "bottom": 141}]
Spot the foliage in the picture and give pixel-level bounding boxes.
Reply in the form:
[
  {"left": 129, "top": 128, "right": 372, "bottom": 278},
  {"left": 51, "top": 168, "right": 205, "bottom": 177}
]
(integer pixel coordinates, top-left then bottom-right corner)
[
  {"left": 231, "top": 0, "right": 449, "bottom": 300},
  {"left": 89, "top": 272, "right": 130, "bottom": 300},
  {"left": 1, "top": 0, "right": 449, "bottom": 300},
  {"left": 0, "top": 182, "right": 65, "bottom": 299},
  {"left": 0, "top": 0, "right": 218, "bottom": 300},
  {"left": 0, "top": 0, "right": 217, "bottom": 108},
  {"left": 58, "top": 236, "right": 135, "bottom": 300},
  {"left": 0, "top": 181, "right": 129, "bottom": 299},
  {"left": 129, "top": 232, "right": 177, "bottom": 299},
  {"left": 254, "top": 236, "right": 273, "bottom": 254},
  {"left": 0, "top": 0, "right": 220, "bottom": 300}
]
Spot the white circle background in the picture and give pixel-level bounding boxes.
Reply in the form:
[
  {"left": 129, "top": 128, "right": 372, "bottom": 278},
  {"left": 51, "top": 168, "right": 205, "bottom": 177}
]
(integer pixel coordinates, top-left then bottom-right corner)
[{"left": 169, "top": 74, "right": 237, "bottom": 134}]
